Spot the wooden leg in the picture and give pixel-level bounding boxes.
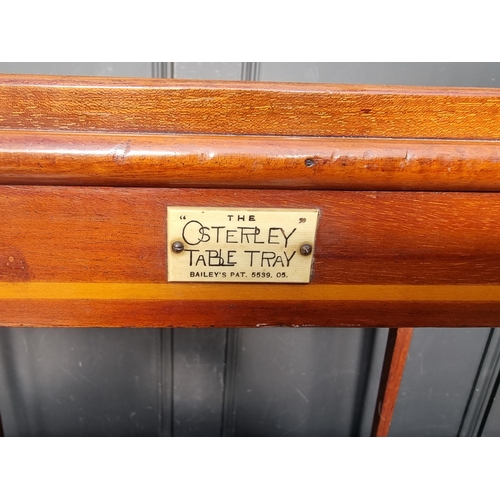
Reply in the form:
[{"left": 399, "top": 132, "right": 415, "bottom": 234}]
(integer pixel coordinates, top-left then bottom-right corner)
[{"left": 371, "top": 327, "right": 414, "bottom": 437}]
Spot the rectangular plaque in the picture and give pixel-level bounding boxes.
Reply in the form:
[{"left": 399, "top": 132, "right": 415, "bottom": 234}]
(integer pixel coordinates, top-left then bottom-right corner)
[{"left": 167, "top": 207, "right": 319, "bottom": 283}]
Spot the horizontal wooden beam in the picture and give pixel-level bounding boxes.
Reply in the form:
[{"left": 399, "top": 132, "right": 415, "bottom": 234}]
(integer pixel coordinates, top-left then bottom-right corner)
[
  {"left": 2, "top": 75, "right": 500, "bottom": 140},
  {"left": 1, "top": 186, "right": 500, "bottom": 286},
  {"left": 0, "top": 186, "right": 500, "bottom": 285},
  {"left": 0, "top": 185, "right": 497, "bottom": 326},
  {"left": 0, "top": 299, "right": 497, "bottom": 328},
  {"left": 2, "top": 131, "right": 500, "bottom": 191},
  {"left": 1, "top": 76, "right": 500, "bottom": 327}
]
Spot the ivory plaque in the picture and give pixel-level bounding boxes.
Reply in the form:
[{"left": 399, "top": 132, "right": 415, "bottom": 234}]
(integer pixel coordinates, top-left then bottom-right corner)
[{"left": 167, "top": 207, "right": 319, "bottom": 283}]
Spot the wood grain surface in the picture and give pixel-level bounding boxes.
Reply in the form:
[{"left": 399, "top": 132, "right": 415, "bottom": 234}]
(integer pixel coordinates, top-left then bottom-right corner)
[
  {"left": 0, "top": 186, "right": 498, "bottom": 326},
  {"left": 2, "top": 130, "right": 500, "bottom": 191},
  {"left": 1, "top": 187, "right": 499, "bottom": 285},
  {"left": 2, "top": 75, "right": 500, "bottom": 140},
  {"left": 0, "top": 299, "right": 497, "bottom": 328},
  {"left": 2, "top": 75, "right": 500, "bottom": 327},
  {"left": 371, "top": 328, "right": 414, "bottom": 437}
]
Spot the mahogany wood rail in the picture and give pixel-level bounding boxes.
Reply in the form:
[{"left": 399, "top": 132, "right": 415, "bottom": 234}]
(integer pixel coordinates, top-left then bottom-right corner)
[{"left": 1, "top": 74, "right": 500, "bottom": 436}]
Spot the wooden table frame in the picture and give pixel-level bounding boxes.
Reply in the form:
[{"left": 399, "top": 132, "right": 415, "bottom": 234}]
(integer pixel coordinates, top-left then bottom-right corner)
[{"left": 1, "top": 75, "right": 500, "bottom": 436}]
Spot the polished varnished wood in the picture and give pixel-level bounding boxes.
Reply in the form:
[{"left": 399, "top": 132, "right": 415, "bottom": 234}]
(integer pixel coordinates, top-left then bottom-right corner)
[
  {"left": 0, "top": 187, "right": 499, "bottom": 285},
  {"left": 3, "top": 75, "right": 500, "bottom": 140},
  {"left": 3, "top": 131, "right": 500, "bottom": 191},
  {"left": 0, "top": 186, "right": 498, "bottom": 326},
  {"left": 1, "top": 75, "right": 500, "bottom": 437},
  {"left": 0, "top": 75, "right": 499, "bottom": 329},
  {"left": 371, "top": 328, "right": 414, "bottom": 437},
  {"left": 0, "top": 299, "right": 498, "bottom": 328}
]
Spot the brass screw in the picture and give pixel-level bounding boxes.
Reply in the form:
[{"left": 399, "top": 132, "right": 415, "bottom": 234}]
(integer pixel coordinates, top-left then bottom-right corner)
[
  {"left": 171, "top": 241, "right": 185, "bottom": 253},
  {"left": 300, "top": 244, "right": 312, "bottom": 256}
]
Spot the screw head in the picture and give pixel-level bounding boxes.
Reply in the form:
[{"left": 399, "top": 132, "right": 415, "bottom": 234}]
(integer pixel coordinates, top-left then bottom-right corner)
[
  {"left": 300, "top": 244, "right": 312, "bottom": 256},
  {"left": 171, "top": 241, "right": 185, "bottom": 253}
]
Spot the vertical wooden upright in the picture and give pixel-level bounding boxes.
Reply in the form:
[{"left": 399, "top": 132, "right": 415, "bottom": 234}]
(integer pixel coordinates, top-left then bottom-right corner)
[{"left": 371, "top": 328, "right": 414, "bottom": 437}]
